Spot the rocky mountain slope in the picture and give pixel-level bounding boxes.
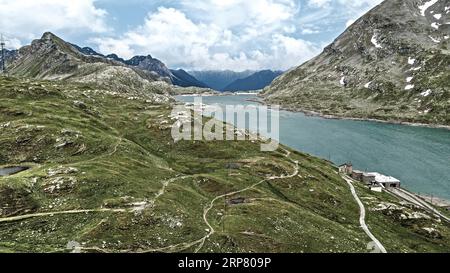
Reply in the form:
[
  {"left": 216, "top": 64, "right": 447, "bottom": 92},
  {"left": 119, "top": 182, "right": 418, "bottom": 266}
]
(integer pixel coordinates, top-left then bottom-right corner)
[
  {"left": 170, "top": 69, "right": 210, "bottom": 88},
  {"left": 104, "top": 51, "right": 207, "bottom": 89},
  {"left": 224, "top": 70, "right": 283, "bottom": 92},
  {"left": 6, "top": 32, "right": 172, "bottom": 102},
  {"left": 1, "top": 76, "right": 450, "bottom": 252},
  {"left": 70, "top": 44, "right": 104, "bottom": 57},
  {"left": 262, "top": 0, "right": 450, "bottom": 125},
  {"left": 50, "top": 36, "right": 208, "bottom": 88},
  {"left": 71, "top": 44, "right": 174, "bottom": 81},
  {"left": 122, "top": 55, "right": 172, "bottom": 80}
]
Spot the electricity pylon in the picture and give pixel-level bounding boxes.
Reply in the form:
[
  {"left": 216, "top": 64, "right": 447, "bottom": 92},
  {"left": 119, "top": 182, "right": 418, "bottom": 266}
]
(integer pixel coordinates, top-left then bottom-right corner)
[{"left": 0, "top": 34, "right": 6, "bottom": 73}]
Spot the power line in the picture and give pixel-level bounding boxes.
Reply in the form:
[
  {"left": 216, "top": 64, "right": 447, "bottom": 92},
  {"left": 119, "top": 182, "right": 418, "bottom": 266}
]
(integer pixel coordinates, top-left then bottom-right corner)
[{"left": 1, "top": 34, "right": 6, "bottom": 73}]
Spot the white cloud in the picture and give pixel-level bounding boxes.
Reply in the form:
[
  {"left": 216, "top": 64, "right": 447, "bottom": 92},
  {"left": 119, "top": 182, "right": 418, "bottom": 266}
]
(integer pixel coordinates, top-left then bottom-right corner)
[
  {"left": 308, "top": 0, "right": 332, "bottom": 8},
  {"left": 308, "top": 0, "right": 382, "bottom": 9},
  {"left": 1, "top": 0, "right": 385, "bottom": 71},
  {"left": 93, "top": 8, "right": 231, "bottom": 60},
  {"left": 340, "top": 0, "right": 383, "bottom": 29},
  {"left": 301, "top": 28, "right": 320, "bottom": 34},
  {"left": 0, "top": 0, "right": 109, "bottom": 42},
  {"left": 307, "top": 0, "right": 383, "bottom": 35},
  {"left": 2, "top": 37, "right": 22, "bottom": 50},
  {"left": 93, "top": 4, "right": 320, "bottom": 71},
  {"left": 180, "top": 0, "right": 298, "bottom": 28}
]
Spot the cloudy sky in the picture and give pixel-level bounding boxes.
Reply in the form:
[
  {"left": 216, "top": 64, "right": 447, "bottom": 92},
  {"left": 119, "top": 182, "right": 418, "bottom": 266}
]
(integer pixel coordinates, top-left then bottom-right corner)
[{"left": 0, "top": 0, "right": 383, "bottom": 71}]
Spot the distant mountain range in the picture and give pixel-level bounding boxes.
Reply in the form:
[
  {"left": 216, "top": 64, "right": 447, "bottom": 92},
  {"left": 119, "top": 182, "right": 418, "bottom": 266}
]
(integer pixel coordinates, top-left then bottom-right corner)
[
  {"left": 223, "top": 70, "right": 283, "bottom": 92},
  {"left": 188, "top": 70, "right": 283, "bottom": 92},
  {"left": 70, "top": 43, "right": 171, "bottom": 79},
  {"left": 3, "top": 32, "right": 175, "bottom": 102},
  {"left": 188, "top": 70, "right": 256, "bottom": 91},
  {"left": 70, "top": 44, "right": 204, "bottom": 88},
  {"left": 3, "top": 33, "right": 283, "bottom": 93},
  {"left": 170, "top": 69, "right": 210, "bottom": 88},
  {"left": 262, "top": 0, "right": 450, "bottom": 126}
]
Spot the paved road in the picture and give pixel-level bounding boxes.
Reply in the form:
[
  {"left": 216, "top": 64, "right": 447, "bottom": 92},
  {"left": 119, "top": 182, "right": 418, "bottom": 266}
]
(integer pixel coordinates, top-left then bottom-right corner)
[{"left": 342, "top": 175, "right": 387, "bottom": 253}]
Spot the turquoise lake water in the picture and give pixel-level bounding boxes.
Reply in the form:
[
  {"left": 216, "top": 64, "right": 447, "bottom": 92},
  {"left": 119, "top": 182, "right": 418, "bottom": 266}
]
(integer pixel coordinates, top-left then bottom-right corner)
[{"left": 176, "top": 94, "right": 450, "bottom": 200}]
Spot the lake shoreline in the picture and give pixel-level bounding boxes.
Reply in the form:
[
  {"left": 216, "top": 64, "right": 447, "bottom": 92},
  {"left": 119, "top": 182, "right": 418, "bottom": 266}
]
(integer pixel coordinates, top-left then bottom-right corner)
[
  {"left": 417, "top": 194, "right": 450, "bottom": 208},
  {"left": 178, "top": 94, "right": 450, "bottom": 201},
  {"left": 245, "top": 97, "right": 450, "bottom": 131}
]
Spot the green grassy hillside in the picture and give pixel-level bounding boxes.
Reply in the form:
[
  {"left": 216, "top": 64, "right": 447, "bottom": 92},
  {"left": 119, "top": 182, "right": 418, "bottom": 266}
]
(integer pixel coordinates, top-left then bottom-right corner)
[{"left": 0, "top": 76, "right": 449, "bottom": 253}]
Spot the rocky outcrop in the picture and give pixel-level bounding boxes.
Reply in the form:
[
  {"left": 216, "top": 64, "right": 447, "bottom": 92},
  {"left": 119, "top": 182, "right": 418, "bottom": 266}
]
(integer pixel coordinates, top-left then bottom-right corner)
[
  {"left": 124, "top": 55, "right": 172, "bottom": 79},
  {"left": 263, "top": 0, "right": 450, "bottom": 125},
  {"left": 6, "top": 32, "right": 172, "bottom": 100},
  {"left": 170, "top": 69, "right": 209, "bottom": 88}
]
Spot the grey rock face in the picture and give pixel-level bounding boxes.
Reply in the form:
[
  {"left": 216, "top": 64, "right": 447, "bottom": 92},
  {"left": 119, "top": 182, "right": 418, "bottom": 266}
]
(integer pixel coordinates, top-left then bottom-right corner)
[
  {"left": 263, "top": 0, "right": 450, "bottom": 125},
  {"left": 124, "top": 55, "right": 172, "bottom": 80},
  {"left": 170, "top": 69, "right": 210, "bottom": 88},
  {"left": 5, "top": 32, "right": 173, "bottom": 102}
]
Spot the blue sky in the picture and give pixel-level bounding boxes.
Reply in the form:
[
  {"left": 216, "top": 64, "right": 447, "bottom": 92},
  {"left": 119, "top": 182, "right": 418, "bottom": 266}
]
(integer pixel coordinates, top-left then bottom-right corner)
[{"left": 0, "top": 0, "right": 383, "bottom": 71}]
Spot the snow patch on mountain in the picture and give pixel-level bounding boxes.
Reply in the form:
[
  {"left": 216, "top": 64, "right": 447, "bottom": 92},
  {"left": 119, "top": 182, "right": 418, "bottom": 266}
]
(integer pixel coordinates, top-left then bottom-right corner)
[
  {"left": 418, "top": 0, "right": 439, "bottom": 16},
  {"left": 371, "top": 34, "right": 383, "bottom": 48},
  {"left": 431, "top": 22, "right": 441, "bottom": 29},
  {"left": 429, "top": 36, "right": 440, "bottom": 43}
]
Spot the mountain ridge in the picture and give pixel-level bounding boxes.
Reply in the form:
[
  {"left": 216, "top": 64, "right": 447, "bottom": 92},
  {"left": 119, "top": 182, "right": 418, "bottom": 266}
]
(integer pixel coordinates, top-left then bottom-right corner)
[
  {"left": 5, "top": 32, "right": 173, "bottom": 102},
  {"left": 223, "top": 70, "right": 283, "bottom": 92},
  {"left": 262, "top": 0, "right": 450, "bottom": 125},
  {"left": 170, "top": 69, "right": 210, "bottom": 88},
  {"left": 68, "top": 45, "right": 208, "bottom": 89},
  {"left": 189, "top": 70, "right": 256, "bottom": 91}
]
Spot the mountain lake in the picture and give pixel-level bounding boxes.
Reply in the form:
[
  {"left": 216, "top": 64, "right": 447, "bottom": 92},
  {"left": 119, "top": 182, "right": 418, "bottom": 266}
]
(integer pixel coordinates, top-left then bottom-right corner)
[{"left": 176, "top": 94, "right": 450, "bottom": 200}]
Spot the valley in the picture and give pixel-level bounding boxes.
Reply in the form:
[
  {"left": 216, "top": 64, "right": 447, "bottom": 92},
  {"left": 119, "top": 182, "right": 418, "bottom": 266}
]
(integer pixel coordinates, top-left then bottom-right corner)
[
  {"left": 0, "top": 0, "right": 449, "bottom": 254},
  {"left": 177, "top": 94, "right": 450, "bottom": 201},
  {"left": 1, "top": 77, "right": 449, "bottom": 253}
]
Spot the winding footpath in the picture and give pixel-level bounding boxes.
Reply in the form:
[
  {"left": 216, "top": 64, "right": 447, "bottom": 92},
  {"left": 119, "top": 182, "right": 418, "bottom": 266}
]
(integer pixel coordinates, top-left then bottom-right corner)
[
  {"left": 0, "top": 208, "right": 126, "bottom": 223},
  {"left": 82, "top": 149, "right": 300, "bottom": 254},
  {"left": 342, "top": 175, "right": 387, "bottom": 253},
  {"left": 2, "top": 147, "right": 384, "bottom": 254},
  {"left": 194, "top": 148, "right": 299, "bottom": 253},
  {"left": 0, "top": 176, "right": 190, "bottom": 224}
]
